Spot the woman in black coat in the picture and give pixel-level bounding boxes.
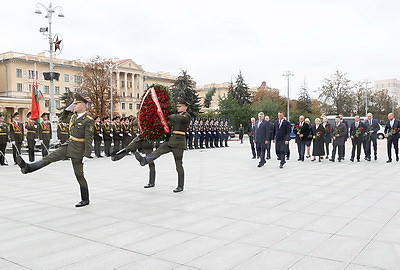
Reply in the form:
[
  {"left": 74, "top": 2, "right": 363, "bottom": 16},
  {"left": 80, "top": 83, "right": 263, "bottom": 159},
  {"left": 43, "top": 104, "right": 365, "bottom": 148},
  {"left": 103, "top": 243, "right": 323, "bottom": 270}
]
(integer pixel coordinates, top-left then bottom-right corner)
[
  {"left": 311, "top": 118, "right": 325, "bottom": 162},
  {"left": 238, "top": 124, "right": 244, "bottom": 144}
]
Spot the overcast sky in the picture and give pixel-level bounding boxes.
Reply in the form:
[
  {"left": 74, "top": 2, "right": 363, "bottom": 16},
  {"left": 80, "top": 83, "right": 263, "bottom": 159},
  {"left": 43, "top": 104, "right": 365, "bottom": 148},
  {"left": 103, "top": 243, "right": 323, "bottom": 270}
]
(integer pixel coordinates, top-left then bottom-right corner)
[{"left": 1, "top": 0, "right": 400, "bottom": 98}]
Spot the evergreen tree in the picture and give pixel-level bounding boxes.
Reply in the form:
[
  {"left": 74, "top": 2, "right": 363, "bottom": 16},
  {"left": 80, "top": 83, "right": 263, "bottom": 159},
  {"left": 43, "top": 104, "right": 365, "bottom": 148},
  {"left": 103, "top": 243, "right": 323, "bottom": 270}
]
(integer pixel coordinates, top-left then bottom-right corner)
[
  {"left": 203, "top": 87, "right": 216, "bottom": 108},
  {"left": 170, "top": 69, "right": 201, "bottom": 116},
  {"left": 60, "top": 90, "right": 74, "bottom": 110},
  {"left": 297, "top": 85, "right": 312, "bottom": 113},
  {"left": 228, "top": 71, "right": 251, "bottom": 106}
]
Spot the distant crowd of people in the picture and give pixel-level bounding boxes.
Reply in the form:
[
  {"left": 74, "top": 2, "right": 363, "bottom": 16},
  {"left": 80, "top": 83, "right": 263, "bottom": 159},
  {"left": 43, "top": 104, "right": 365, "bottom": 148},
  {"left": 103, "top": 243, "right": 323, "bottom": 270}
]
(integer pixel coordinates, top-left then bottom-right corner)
[{"left": 248, "top": 111, "right": 400, "bottom": 168}]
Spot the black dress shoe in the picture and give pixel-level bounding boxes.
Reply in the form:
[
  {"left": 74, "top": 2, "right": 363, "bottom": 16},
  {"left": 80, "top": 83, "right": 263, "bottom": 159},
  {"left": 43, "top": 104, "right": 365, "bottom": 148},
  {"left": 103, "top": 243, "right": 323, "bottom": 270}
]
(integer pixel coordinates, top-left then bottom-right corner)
[
  {"left": 338, "top": 159, "right": 341, "bottom": 162},
  {"left": 75, "top": 200, "right": 89, "bottom": 207},
  {"left": 173, "top": 186, "right": 184, "bottom": 193},
  {"left": 97, "top": 155, "right": 104, "bottom": 158},
  {"left": 144, "top": 183, "right": 155, "bottom": 188},
  {"left": 366, "top": 158, "right": 371, "bottom": 161},
  {"left": 297, "top": 158, "right": 302, "bottom": 161},
  {"left": 397, "top": 157, "right": 399, "bottom": 162},
  {"left": 252, "top": 157, "right": 256, "bottom": 159},
  {"left": 257, "top": 163, "right": 264, "bottom": 167},
  {"left": 357, "top": 159, "right": 360, "bottom": 162},
  {"left": 329, "top": 159, "right": 335, "bottom": 162},
  {"left": 1, "top": 163, "right": 8, "bottom": 166},
  {"left": 279, "top": 164, "right": 284, "bottom": 168},
  {"left": 350, "top": 159, "right": 354, "bottom": 162},
  {"left": 386, "top": 160, "right": 392, "bottom": 163}
]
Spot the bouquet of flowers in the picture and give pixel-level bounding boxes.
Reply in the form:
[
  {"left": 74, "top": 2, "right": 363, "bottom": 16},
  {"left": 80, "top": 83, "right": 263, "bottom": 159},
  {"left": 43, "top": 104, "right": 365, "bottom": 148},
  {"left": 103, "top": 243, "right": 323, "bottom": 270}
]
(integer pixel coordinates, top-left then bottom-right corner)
[
  {"left": 293, "top": 124, "right": 301, "bottom": 134},
  {"left": 354, "top": 126, "right": 364, "bottom": 138},
  {"left": 137, "top": 84, "right": 172, "bottom": 142},
  {"left": 314, "top": 131, "right": 323, "bottom": 139},
  {"left": 325, "top": 126, "right": 331, "bottom": 133},
  {"left": 387, "top": 128, "right": 399, "bottom": 137},
  {"left": 333, "top": 125, "right": 342, "bottom": 137}
]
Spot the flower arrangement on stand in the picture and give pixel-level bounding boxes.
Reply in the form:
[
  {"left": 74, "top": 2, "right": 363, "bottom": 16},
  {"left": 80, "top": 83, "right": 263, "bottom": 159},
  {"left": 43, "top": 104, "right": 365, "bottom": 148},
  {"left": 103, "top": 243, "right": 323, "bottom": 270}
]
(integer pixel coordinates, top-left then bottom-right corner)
[{"left": 137, "top": 84, "right": 172, "bottom": 142}]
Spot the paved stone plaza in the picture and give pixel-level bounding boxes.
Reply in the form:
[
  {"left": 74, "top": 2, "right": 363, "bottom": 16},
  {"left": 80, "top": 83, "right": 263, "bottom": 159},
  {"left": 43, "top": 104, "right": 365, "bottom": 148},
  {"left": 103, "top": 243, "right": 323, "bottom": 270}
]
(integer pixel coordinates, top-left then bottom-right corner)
[{"left": 0, "top": 138, "right": 399, "bottom": 270}]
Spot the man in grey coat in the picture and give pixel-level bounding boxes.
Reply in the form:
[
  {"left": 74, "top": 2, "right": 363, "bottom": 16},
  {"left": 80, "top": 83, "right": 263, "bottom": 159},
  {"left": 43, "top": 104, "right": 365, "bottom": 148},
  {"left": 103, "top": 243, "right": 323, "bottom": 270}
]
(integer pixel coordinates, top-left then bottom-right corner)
[{"left": 330, "top": 116, "right": 347, "bottom": 162}]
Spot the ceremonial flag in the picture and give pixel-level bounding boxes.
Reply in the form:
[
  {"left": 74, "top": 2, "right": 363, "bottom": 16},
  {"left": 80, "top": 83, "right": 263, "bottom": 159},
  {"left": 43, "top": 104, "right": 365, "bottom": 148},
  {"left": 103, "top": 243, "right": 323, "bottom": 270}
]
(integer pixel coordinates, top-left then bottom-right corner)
[{"left": 31, "top": 64, "right": 41, "bottom": 123}]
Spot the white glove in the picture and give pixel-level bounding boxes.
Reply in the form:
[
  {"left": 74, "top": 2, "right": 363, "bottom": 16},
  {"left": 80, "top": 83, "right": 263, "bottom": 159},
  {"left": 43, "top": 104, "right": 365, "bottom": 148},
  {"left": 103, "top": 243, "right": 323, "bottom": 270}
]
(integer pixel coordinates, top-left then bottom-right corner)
[
  {"left": 34, "top": 125, "right": 37, "bottom": 128},
  {"left": 82, "top": 157, "right": 90, "bottom": 163},
  {"left": 38, "top": 139, "right": 42, "bottom": 144},
  {"left": 11, "top": 141, "right": 15, "bottom": 145},
  {"left": 119, "top": 133, "right": 123, "bottom": 137},
  {"left": 128, "top": 133, "right": 132, "bottom": 137},
  {"left": 99, "top": 134, "right": 103, "bottom": 137},
  {"left": 66, "top": 103, "right": 74, "bottom": 111},
  {"left": 110, "top": 134, "right": 113, "bottom": 137}
]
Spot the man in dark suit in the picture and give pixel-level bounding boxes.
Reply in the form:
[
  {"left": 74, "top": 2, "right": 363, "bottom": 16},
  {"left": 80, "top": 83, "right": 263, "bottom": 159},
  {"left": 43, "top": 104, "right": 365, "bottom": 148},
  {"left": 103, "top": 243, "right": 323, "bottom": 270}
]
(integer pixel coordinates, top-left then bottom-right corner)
[
  {"left": 364, "top": 113, "right": 380, "bottom": 161},
  {"left": 265, "top": 115, "right": 274, "bottom": 160},
  {"left": 254, "top": 112, "right": 272, "bottom": 167},
  {"left": 384, "top": 113, "right": 400, "bottom": 163},
  {"left": 294, "top": 115, "right": 309, "bottom": 161},
  {"left": 349, "top": 115, "right": 366, "bottom": 162},
  {"left": 339, "top": 114, "right": 349, "bottom": 160},
  {"left": 273, "top": 112, "right": 291, "bottom": 168},
  {"left": 322, "top": 116, "right": 331, "bottom": 159},
  {"left": 330, "top": 116, "right": 347, "bottom": 162},
  {"left": 248, "top": 117, "right": 256, "bottom": 159}
]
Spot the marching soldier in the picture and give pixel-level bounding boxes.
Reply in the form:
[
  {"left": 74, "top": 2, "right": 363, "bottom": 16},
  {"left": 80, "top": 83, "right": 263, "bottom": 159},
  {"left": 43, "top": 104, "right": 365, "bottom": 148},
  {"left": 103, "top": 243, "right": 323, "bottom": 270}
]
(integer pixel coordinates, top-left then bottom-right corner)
[
  {"left": 122, "top": 117, "right": 133, "bottom": 148},
  {"left": 0, "top": 113, "right": 9, "bottom": 166},
  {"left": 16, "top": 93, "right": 94, "bottom": 207},
  {"left": 102, "top": 116, "right": 113, "bottom": 157},
  {"left": 134, "top": 97, "right": 191, "bottom": 193},
  {"left": 10, "top": 112, "right": 24, "bottom": 165},
  {"left": 111, "top": 118, "right": 156, "bottom": 188},
  {"left": 38, "top": 113, "right": 52, "bottom": 157},
  {"left": 25, "top": 112, "right": 38, "bottom": 162},
  {"left": 93, "top": 116, "right": 103, "bottom": 158},
  {"left": 57, "top": 120, "right": 69, "bottom": 144},
  {"left": 113, "top": 116, "right": 123, "bottom": 152}
]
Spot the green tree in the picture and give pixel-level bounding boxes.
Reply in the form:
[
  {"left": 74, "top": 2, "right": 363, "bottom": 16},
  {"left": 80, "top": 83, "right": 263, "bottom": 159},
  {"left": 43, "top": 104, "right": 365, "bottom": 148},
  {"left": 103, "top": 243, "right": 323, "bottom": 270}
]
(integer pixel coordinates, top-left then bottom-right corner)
[
  {"left": 369, "top": 89, "right": 397, "bottom": 121},
  {"left": 252, "top": 99, "right": 283, "bottom": 121},
  {"left": 60, "top": 90, "right": 74, "bottom": 110},
  {"left": 297, "top": 86, "right": 312, "bottom": 113},
  {"left": 203, "top": 87, "right": 216, "bottom": 108},
  {"left": 218, "top": 97, "right": 255, "bottom": 131},
  {"left": 228, "top": 71, "right": 251, "bottom": 106},
  {"left": 170, "top": 69, "right": 201, "bottom": 116}
]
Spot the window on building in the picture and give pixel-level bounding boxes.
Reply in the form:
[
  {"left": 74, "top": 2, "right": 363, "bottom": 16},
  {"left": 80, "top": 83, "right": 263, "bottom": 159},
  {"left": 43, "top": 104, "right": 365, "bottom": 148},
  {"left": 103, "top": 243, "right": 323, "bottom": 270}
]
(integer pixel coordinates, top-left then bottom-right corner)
[
  {"left": 121, "top": 81, "right": 125, "bottom": 88},
  {"left": 74, "top": 75, "right": 82, "bottom": 84},
  {"left": 55, "top": 86, "right": 60, "bottom": 94},
  {"left": 17, "top": 83, "right": 23, "bottom": 92},
  {"left": 56, "top": 100, "right": 61, "bottom": 109},
  {"left": 129, "top": 93, "right": 132, "bottom": 98},
  {"left": 16, "top": 69, "right": 22, "bottom": 78},
  {"left": 123, "top": 92, "right": 125, "bottom": 97},
  {"left": 136, "top": 104, "right": 140, "bottom": 109},
  {"left": 129, "top": 103, "right": 133, "bottom": 110},
  {"left": 74, "top": 87, "right": 80, "bottom": 92},
  {"left": 64, "top": 74, "right": 69, "bottom": 82},
  {"left": 28, "top": 70, "right": 39, "bottom": 79},
  {"left": 45, "top": 99, "right": 50, "bottom": 107},
  {"left": 45, "top": 86, "right": 50, "bottom": 94},
  {"left": 137, "top": 93, "right": 140, "bottom": 98},
  {"left": 65, "top": 87, "right": 70, "bottom": 93},
  {"left": 129, "top": 82, "right": 132, "bottom": 88},
  {"left": 121, "top": 103, "right": 126, "bottom": 110},
  {"left": 28, "top": 84, "right": 32, "bottom": 92}
]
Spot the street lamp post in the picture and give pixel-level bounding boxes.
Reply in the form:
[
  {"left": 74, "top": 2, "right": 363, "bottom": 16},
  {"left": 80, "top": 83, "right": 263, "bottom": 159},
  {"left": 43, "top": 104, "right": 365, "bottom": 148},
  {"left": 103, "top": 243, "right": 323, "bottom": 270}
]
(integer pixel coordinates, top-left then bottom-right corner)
[
  {"left": 35, "top": 2, "right": 64, "bottom": 144},
  {"left": 364, "top": 80, "right": 371, "bottom": 116},
  {"left": 104, "top": 63, "right": 118, "bottom": 120},
  {"left": 282, "top": 71, "right": 294, "bottom": 122}
]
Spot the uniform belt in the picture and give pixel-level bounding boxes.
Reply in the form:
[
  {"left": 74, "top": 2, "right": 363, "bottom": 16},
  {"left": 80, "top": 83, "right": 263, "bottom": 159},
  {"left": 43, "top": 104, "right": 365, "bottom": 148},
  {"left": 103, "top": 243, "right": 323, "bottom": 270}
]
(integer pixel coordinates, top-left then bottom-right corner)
[
  {"left": 61, "top": 132, "right": 68, "bottom": 134},
  {"left": 42, "top": 131, "right": 50, "bottom": 133},
  {"left": 70, "top": 136, "right": 86, "bottom": 142},
  {"left": 27, "top": 130, "right": 36, "bottom": 133},
  {"left": 0, "top": 133, "right": 6, "bottom": 135},
  {"left": 172, "top": 131, "right": 186, "bottom": 135}
]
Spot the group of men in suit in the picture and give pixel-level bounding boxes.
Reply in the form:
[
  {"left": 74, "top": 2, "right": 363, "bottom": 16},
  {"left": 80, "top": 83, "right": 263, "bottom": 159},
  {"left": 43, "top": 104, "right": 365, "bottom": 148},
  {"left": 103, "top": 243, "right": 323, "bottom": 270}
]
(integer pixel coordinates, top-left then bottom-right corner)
[
  {"left": 248, "top": 111, "right": 400, "bottom": 167},
  {"left": 251, "top": 111, "right": 291, "bottom": 169}
]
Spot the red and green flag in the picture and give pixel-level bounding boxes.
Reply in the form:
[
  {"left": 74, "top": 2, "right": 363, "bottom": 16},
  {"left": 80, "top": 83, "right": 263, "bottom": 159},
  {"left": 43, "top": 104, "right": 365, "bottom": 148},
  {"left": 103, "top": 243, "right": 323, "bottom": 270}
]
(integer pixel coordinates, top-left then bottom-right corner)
[{"left": 31, "top": 76, "right": 41, "bottom": 124}]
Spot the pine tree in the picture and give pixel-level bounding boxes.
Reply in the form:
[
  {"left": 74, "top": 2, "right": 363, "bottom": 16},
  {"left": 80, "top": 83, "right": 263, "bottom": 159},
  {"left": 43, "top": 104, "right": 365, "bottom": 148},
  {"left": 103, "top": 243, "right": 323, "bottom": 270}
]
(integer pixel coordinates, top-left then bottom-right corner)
[
  {"left": 228, "top": 71, "right": 251, "bottom": 106},
  {"left": 60, "top": 90, "right": 74, "bottom": 110},
  {"left": 203, "top": 87, "right": 216, "bottom": 108},
  {"left": 170, "top": 69, "right": 201, "bottom": 115}
]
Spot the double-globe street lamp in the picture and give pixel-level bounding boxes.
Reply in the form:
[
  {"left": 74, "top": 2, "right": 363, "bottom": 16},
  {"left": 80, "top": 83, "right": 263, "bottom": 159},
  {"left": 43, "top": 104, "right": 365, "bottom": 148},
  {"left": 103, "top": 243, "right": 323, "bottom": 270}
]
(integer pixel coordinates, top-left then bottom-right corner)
[{"left": 35, "top": 2, "right": 64, "bottom": 144}]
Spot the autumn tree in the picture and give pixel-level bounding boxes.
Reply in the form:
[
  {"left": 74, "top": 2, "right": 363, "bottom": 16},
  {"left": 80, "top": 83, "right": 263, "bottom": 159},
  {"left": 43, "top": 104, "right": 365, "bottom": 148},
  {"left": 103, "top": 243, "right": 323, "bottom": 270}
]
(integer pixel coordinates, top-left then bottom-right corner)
[
  {"left": 318, "top": 71, "right": 354, "bottom": 115},
  {"left": 80, "top": 56, "right": 119, "bottom": 118}
]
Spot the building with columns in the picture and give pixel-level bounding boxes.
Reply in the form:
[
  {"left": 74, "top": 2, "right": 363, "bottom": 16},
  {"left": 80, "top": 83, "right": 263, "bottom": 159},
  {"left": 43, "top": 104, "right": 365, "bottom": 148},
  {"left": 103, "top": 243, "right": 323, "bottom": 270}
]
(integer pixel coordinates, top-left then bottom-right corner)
[{"left": 0, "top": 51, "right": 176, "bottom": 122}]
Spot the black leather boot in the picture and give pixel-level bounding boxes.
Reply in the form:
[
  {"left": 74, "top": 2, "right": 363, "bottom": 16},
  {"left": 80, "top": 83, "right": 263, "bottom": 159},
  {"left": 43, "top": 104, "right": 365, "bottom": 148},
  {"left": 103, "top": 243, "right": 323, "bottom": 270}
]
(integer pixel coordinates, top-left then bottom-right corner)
[
  {"left": 111, "top": 149, "right": 128, "bottom": 161},
  {"left": 16, "top": 156, "right": 48, "bottom": 174},
  {"left": 134, "top": 152, "right": 157, "bottom": 166}
]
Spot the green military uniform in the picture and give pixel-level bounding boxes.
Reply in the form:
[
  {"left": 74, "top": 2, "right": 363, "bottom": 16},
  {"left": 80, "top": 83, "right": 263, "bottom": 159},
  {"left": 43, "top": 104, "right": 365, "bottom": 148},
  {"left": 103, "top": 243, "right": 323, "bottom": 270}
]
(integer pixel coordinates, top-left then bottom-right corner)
[
  {"left": 57, "top": 121, "right": 69, "bottom": 144},
  {"left": 16, "top": 93, "right": 94, "bottom": 207},
  {"left": 25, "top": 117, "right": 38, "bottom": 162},
  {"left": 134, "top": 98, "right": 191, "bottom": 191},
  {"left": 0, "top": 117, "right": 9, "bottom": 165},
  {"left": 122, "top": 122, "right": 132, "bottom": 148},
  {"left": 39, "top": 116, "right": 52, "bottom": 157},
  {"left": 102, "top": 121, "right": 113, "bottom": 156},
  {"left": 113, "top": 120, "right": 123, "bottom": 152},
  {"left": 10, "top": 116, "right": 24, "bottom": 164},
  {"left": 93, "top": 121, "right": 103, "bottom": 157}
]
